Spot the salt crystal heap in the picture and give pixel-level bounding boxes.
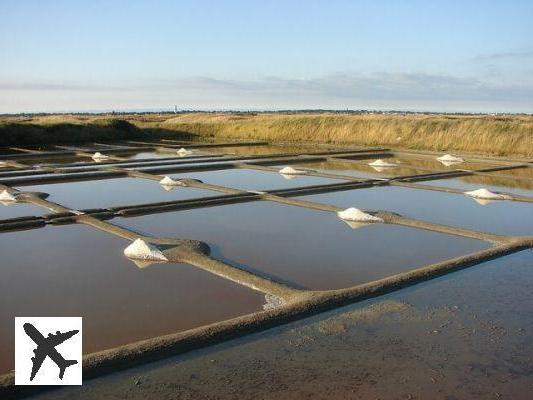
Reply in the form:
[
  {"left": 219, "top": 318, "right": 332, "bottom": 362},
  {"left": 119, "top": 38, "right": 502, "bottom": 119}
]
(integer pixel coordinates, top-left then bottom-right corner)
[
  {"left": 159, "top": 176, "right": 184, "bottom": 191},
  {"left": 92, "top": 152, "right": 110, "bottom": 161},
  {"left": 0, "top": 190, "right": 17, "bottom": 204},
  {"left": 368, "top": 159, "right": 398, "bottom": 168},
  {"left": 464, "top": 188, "right": 511, "bottom": 201},
  {"left": 123, "top": 238, "right": 168, "bottom": 262},
  {"left": 436, "top": 154, "right": 464, "bottom": 166},
  {"left": 337, "top": 207, "right": 384, "bottom": 223},
  {"left": 176, "top": 148, "right": 193, "bottom": 156},
  {"left": 278, "top": 166, "right": 307, "bottom": 175},
  {"left": 368, "top": 159, "right": 398, "bottom": 172},
  {"left": 263, "top": 294, "right": 284, "bottom": 311}
]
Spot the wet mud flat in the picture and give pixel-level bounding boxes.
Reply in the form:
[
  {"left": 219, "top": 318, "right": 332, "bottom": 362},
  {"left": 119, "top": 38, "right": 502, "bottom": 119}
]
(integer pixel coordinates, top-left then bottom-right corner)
[
  {"left": 36, "top": 250, "right": 533, "bottom": 400},
  {"left": 0, "top": 224, "right": 264, "bottom": 374}
]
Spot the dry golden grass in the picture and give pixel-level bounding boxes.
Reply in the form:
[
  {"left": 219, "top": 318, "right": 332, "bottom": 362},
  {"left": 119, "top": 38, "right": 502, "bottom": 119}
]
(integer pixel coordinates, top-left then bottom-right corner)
[
  {"left": 157, "top": 113, "right": 533, "bottom": 157},
  {"left": 1, "top": 113, "right": 532, "bottom": 157}
]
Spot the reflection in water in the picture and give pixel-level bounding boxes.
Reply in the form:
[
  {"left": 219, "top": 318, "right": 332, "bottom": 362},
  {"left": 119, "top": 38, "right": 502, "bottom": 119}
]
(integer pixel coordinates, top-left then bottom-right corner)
[
  {"left": 118, "top": 201, "right": 488, "bottom": 291},
  {"left": 17, "top": 178, "right": 218, "bottom": 210},
  {"left": 301, "top": 186, "right": 533, "bottom": 236},
  {"left": 0, "top": 225, "right": 264, "bottom": 373},
  {"left": 170, "top": 168, "right": 341, "bottom": 191}
]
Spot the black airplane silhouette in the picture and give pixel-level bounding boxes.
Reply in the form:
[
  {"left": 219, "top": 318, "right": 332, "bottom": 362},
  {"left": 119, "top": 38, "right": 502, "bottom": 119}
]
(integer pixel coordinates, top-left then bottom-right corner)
[{"left": 23, "top": 323, "right": 79, "bottom": 381}]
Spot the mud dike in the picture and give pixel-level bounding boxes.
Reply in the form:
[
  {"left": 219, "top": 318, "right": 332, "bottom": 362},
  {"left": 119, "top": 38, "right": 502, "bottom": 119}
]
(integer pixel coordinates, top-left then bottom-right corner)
[{"left": 0, "top": 140, "right": 532, "bottom": 398}]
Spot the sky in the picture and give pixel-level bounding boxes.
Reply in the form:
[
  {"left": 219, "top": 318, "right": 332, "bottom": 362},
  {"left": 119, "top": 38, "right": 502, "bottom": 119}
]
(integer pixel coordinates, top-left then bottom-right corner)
[{"left": 1, "top": 0, "right": 532, "bottom": 113}]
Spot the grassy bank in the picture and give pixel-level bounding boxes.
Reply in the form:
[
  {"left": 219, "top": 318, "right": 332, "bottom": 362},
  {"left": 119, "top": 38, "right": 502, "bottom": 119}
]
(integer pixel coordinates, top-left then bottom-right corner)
[
  {"left": 158, "top": 113, "right": 533, "bottom": 158},
  {"left": 1, "top": 113, "right": 532, "bottom": 157}
]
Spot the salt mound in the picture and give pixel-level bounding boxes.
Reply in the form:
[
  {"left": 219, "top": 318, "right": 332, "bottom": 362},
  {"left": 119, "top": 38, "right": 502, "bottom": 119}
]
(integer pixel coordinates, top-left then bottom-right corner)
[
  {"left": 464, "top": 188, "right": 511, "bottom": 201},
  {"left": 177, "top": 148, "right": 193, "bottom": 156},
  {"left": 437, "top": 154, "right": 464, "bottom": 166},
  {"left": 436, "top": 154, "right": 464, "bottom": 163},
  {"left": 263, "top": 294, "right": 284, "bottom": 311},
  {"left": 159, "top": 176, "right": 183, "bottom": 186},
  {"left": 123, "top": 238, "right": 168, "bottom": 261},
  {"left": 368, "top": 159, "right": 398, "bottom": 168},
  {"left": 337, "top": 207, "right": 383, "bottom": 223},
  {"left": 92, "top": 152, "right": 109, "bottom": 161},
  {"left": 0, "top": 190, "right": 17, "bottom": 203},
  {"left": 278, "top": 166, "right": 307, "bottom": 175}
]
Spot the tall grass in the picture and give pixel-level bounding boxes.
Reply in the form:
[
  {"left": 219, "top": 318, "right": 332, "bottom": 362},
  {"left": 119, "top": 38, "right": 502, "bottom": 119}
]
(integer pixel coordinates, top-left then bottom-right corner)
[{"left": 159, "top": 113, "right": 533, "bottom": 157}]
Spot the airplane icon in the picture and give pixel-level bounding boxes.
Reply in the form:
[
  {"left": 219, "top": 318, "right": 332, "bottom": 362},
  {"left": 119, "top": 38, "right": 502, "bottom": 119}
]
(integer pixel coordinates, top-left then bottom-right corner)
[{"left": 23, "top": 322, "right": 79, "bottom": 381}]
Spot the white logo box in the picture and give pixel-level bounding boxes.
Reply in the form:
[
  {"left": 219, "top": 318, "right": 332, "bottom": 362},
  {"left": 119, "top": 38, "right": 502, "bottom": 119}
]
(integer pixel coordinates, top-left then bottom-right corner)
[{"left": 15, "top": 317, "right": 82, "bottom": 386}]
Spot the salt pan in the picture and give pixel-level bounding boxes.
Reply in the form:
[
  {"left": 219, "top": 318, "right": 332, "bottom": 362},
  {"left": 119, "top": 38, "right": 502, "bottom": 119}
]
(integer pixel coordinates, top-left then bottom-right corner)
[
  {"left": 123, "top": 238, "right": 168, "bottom": 261},
  {"left": 464, "top": 188, "right": 511, "bottom": 201},
  {"left": 337, "top": 207, "right": 384, "bottom": 223},
  {"left": 278, "top": 166, "right": 307, "bottom": 175}
]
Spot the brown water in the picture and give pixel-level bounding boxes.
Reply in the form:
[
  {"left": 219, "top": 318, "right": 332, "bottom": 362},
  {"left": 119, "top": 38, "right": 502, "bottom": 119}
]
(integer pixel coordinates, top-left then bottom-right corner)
[
  {"left": 17, "top": 177, "right": 219, "bottom": 210},
  {"left": 300, "top": 185, "right": 533, "bottom": 236},
  {"left": 170, "top": 168, "right": 343, "bottom": 191},
  {"left": 41, "top": 250, "right": 533, "bottom": 400},
  {"left": 117, "top": 201, "right": 489, "bottom": 290},
  {"left": 0, "top": 224, "right": 264, "bottom": 374}
]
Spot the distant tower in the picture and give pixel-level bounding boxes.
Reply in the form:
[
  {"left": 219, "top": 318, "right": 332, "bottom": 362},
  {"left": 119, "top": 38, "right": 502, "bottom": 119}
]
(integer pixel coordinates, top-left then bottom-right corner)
[{"left": 174, "top": 105, "right": 178, "bottom": 114}]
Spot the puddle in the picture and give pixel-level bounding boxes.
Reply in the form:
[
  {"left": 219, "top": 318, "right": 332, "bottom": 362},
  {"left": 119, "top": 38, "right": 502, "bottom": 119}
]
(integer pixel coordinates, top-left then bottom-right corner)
[
  {"left": 421, "top": 175, "right": 533, "bottom": 197},
  {"left": 117, "top": 201, "right": 489, "bottom": 290},
  {"left": 44, "top": 251, "right": 533, "bottom": 400},
  {"left": 299, "top": 185, "right": 533, "bottom": 236},
  {"left": 0, "top": 202, "right": 46, "bottom": 220},
  {"left": 17, "top": 178, "right": 218, "bottom": 210},
  {"left": 170, "top": 168, "right": 343, "bottom": 191},
  {"left": 0, "top": 224, "right": 264, "bottom": 374}
]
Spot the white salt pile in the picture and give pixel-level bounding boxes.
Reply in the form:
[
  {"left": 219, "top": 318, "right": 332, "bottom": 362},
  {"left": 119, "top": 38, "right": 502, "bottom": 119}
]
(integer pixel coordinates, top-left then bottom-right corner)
[
  {"left": 123, "top": 238, "right": 168, "bottom": 261},
  {"left": 368, "top": 159, "right": 398, "bottom": 168},
  {"left": 278, "top": 166, "right": 307, "bottom": 175},
  {"left": 337, "top": 207, "right": 384, "bottom": 223},
  {"left": 0, "top": 190, "right": 17, "bottom": 203},
  {"left": 263, "top": 294, "right": 284, "bottom": 311},
  {"left": 92, "top": 152, "right": 110, "bottom": 161},
  {"left": 436, "top": 154, "right": 464, "bottom": 166},
  {"left": 159, "top": 176, "right": 182, "bottom": 187},
  {"left": 177, "top": 148, "right": 193, "bottom": 156},
  {"left": 464, "top": 188, "right": 511, "bottom": 201}
]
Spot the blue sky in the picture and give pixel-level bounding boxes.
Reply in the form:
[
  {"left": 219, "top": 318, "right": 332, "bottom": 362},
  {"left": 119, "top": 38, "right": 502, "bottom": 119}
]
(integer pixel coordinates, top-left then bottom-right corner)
[{"left": 1, "top": 0, "right": 532, "bottom": 113}]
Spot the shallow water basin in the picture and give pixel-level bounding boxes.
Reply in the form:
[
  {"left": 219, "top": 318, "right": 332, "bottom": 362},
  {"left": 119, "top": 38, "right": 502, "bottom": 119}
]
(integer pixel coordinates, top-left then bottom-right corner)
[
  {"left": 0, "top": 224, "right": 264, "bottom": 374},
  {"left": 117, "top": 201, "right": 489, "bottom": 291}
]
